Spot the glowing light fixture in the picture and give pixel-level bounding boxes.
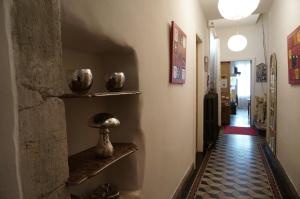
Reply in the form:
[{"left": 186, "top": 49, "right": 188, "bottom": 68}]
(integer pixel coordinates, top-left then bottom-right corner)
[
  {"left": 218, "top": 0, "right": 260, "bottom": 20},
  {"left": 228, "top": 34, "right": 248, "bottom": 52}
]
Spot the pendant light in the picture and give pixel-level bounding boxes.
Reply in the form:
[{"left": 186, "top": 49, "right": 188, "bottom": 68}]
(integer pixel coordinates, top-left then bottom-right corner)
[
  {"left": 218, "top": 0, "right": 260, "bottom": 20},
  {"left": 228, "top": 34, "right": 248, "bottom": 52}
]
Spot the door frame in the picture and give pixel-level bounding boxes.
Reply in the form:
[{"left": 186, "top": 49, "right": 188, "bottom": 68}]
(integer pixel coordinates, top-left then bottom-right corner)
[
  {"left": 195, "top": 35, "right": 205, "bottom": 155},
  {"left": 219, "top": 58, "right": 255, "bottom": 124}
]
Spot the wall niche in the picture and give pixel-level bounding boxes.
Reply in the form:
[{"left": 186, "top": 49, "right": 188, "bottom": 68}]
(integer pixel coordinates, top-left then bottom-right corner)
[{"left": 61, "top": 12, "right": 144, "bottom": 199}]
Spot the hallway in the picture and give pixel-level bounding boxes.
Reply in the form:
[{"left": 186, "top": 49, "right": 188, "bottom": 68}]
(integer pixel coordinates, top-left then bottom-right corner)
[
  {"left": 230, "top": 108, "right": 250, "bottom": 127},
  {"left": 187, "top": 134, "right": 281, "bottom": 199},
  {"left": 1, "top": 0, "right": 300, "bottom": 198}
]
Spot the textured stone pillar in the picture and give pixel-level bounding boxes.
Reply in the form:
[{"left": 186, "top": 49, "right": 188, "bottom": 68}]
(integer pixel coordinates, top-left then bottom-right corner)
[{"left": 9, "top": 0, "right": 69, "bottom": 198}]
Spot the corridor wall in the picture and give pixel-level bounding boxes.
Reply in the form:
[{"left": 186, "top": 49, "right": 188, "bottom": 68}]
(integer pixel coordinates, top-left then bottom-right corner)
[
  {"left": 266, "top": 0, "right": 300, "bottom": 194},
  {"left": 61, "top": 0, "right": 209, "bottom": 198},
  {"left": 216, "top": 19, "right": 268, "bottom": 122}
]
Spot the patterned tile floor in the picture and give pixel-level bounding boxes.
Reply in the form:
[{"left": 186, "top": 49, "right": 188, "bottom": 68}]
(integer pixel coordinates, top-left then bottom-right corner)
[{"left": 188, "top": 134, "right": 281, "bottom": 199}]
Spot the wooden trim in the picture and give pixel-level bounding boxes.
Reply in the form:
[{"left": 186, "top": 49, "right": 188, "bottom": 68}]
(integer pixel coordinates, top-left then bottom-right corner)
[
  {"left": 172, "top": 163, "right": 195, "bottom": 199},
  {"left": 186, "top": 150, "right": 212, "bottom": 199},
  {"left": 259, "top": 145, "right": 282, "bottom": 199},
  {"left": 262, "top": 144, "right": 300, "bottom": 199}
]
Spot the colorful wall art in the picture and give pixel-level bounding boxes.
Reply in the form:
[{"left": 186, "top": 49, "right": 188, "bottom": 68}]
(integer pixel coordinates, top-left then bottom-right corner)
[
  {"left": 170, "top": 21, "right": 187, "bottom": 84},
  {"left": 288, "top": 26, "right": 300, "bottom": 85}
]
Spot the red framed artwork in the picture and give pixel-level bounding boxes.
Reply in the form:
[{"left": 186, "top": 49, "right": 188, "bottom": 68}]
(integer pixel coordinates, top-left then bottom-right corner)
[
  {"left": 170, "top": 21, "right": 187, "bottom": 84},
  {"left": 287, "top": 25, "right": 300, "bottom": 85}
]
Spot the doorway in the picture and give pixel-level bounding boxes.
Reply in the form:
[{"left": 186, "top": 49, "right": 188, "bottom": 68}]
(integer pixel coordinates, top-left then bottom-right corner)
[
  {"left": 195, "top": 35, "right": 205, "bottom": 162},
  {"left": 230, "top": 60, "right": 251, "bottom": 127},
  {"left": 221, "top": 60, "right": 251, "bottom": 128}
]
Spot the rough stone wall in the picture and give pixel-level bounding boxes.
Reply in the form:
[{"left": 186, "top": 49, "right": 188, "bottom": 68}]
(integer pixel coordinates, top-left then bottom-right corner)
[{"left": 9, "top": 0, "right": 69, "bottom": 198}]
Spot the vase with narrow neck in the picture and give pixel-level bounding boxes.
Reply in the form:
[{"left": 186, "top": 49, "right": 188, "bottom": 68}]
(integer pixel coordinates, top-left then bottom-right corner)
[
  {"left": 96, "top": 129, "right": 113, "bottom": 157},
  {"left": 88, "top": 113, "right": 120, "bottom": 158}
]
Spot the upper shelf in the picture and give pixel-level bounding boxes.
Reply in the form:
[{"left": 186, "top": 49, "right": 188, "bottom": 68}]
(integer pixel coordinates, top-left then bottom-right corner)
[
  {"left": 60, "top": 91, "right": 141, "bottom": 98},
  {"left": 67, "top": 143, "right": 138, "bottom": 186}
]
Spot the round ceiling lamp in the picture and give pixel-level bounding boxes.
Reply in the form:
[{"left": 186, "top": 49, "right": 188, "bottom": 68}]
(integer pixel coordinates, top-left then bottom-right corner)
[
  {"left": 228, "top": 34, "right": 248, "bottom": 52},
  {"left": 218, "top": 0, "right": 260, "bottom": 20}
]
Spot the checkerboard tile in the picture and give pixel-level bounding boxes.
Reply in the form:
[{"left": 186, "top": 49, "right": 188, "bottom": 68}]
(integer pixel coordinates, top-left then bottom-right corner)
[{"left": 189, "top": 134, "right": 281, "bottom": 199}]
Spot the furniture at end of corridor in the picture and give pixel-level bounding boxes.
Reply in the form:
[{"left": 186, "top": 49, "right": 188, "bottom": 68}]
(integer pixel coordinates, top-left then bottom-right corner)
[{"left": 221, "top": 101, "right": 231, "bottom": 125}]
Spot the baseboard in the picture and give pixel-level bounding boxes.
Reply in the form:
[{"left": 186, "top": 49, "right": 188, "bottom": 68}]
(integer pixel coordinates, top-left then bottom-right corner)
[
  {"left": 171, "top": 163, "right": 195, "bottom": 199},
  {"left": 172, "top": 153, "right": 204, "bottom": 199},
  {"left": 262, "top": 144, "right": 300, "bottom": 199}
]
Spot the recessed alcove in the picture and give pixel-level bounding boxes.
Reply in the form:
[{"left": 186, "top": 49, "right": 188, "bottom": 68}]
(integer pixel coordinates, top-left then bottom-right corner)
[{"left": 61, "top": 8, "right": 144, "bottom": 198}]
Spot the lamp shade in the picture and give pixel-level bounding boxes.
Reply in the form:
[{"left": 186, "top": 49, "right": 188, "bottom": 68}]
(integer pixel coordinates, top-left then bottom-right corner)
[
  {"left": 228, "top": 34, "right": 248, "bottom": 52},
  {"left": 218, "top": 0, "right": 260, "bottom": 20}
]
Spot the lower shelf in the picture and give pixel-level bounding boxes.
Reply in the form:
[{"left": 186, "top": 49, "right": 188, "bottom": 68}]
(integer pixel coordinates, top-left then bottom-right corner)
[
  {"left": 71, "top": 190, "right": 141, "bottom": 199},
  {"left": 67, "top": 143, "right": 138, "bottom": 186}
]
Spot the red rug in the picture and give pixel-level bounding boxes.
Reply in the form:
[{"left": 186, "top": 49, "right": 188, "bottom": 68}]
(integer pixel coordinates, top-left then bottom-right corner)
[{"left": 223, "top": 126, "right": 257, "bottom": 135}]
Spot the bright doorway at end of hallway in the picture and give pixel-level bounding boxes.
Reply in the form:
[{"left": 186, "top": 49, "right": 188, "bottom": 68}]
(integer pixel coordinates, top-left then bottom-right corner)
[{"left": 221, "top": 60, "right": 255, "bottom": 134}]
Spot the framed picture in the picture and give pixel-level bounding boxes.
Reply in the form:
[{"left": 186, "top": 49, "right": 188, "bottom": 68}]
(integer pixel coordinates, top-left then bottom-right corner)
[
  {"left": 170, "top": 21, "right": 187, "bottom": 84},
  {"left": 256, "top": 63, "right": 267, "bottom": 82},
  {"left": 287, "top": 25, "right": 300, "bottom": 85}
]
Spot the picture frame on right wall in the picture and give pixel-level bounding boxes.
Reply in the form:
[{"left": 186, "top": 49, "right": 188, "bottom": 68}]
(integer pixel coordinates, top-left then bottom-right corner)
[
  {"left": 287, "top": 25, "right": 300, "bottom": 85},
  {"left": 268, "top": 53, "right": 277, "bottom": 154}
]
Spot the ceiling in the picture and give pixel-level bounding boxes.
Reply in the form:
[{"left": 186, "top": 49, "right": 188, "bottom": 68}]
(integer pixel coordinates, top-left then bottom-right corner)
[
  {"left": 209, "top": 14, "right": 260, "bottom": 28},
  {"left": 200, "top": 0, "right": 273, "bottom": 22}
]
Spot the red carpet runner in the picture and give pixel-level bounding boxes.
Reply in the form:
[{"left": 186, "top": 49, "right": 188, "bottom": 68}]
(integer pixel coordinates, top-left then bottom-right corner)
[{"left": 223, "top": 125, "right": 256, "bottom": 135}]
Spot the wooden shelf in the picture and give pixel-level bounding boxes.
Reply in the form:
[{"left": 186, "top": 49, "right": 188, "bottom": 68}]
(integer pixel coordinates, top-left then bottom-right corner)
[
  {"left": 67, "top": 143, "right": 138, "bottom": 186},
  {"left": 61, "top": 91, "right": 141, "bottom": 98},
  {"left": 71, "top": 191, "right": 135, "bottom": 199}
]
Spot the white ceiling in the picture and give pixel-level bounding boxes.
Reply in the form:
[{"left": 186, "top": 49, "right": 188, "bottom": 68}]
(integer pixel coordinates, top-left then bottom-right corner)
[
  {"left": 200, "top": 0, "right": 273, "bottom": 22},
  {"left": 209, "top": 14, "right": 260, "bottom": 27}
]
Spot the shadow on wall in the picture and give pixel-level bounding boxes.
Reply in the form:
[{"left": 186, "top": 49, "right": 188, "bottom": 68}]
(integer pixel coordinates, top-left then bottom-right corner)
[
  {"left": 61, "top": 8, "right": 145, "bottom": 196},
  {"left": 0, "top": 2, "right": 21, "bottom": 198},
  {"left": 62, "top": 9, "right": 132, "bottom": 54}
]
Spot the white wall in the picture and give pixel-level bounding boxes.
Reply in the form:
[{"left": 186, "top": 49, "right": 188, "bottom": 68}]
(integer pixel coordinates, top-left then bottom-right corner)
[
  {"left": 196, "top": 38, "right": 207, "bottom": 152},
  {"left": 209, "top": 30, "right": 222, "bottom": 125},
  {"left": 216, "top": 21, "right": 268, "bottom": 121},
  {"left": 61, "top": 0, "right": 209, "bottom": 198},
  {"left": 266, "top": 0, "right": 300, "bottom": 194}
]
